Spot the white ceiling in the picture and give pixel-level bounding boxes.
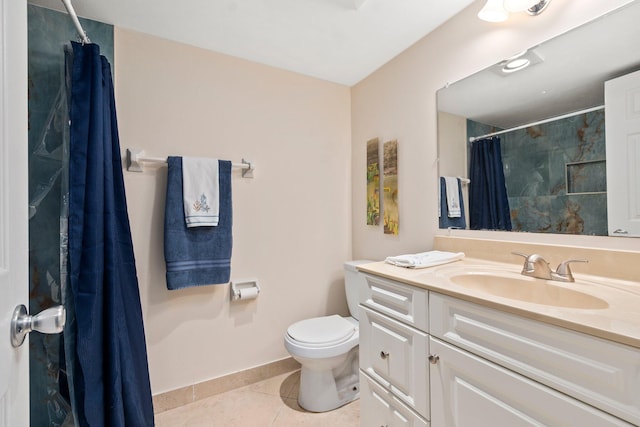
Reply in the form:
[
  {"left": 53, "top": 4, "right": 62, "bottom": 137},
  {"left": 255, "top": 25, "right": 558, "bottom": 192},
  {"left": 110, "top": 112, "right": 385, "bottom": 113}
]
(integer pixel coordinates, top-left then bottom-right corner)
[{"left": 28, "top": 0, "right": 476, "bottom": 86}]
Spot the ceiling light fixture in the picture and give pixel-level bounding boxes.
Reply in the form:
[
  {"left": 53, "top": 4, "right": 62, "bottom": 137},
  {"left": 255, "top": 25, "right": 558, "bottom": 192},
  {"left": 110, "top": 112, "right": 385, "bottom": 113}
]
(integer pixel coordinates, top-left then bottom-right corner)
[
  {"left": 478, "top": 0, "right": 552, "bottom": 22},
  {"left": 503, "top": 0, "right": 540, "bottom": 12},
  {"left": 478, "top": 0, "right": 509, "bottom": 22},
  {"left": 524, "top": 0, "right": 552, "bottom": 16}
]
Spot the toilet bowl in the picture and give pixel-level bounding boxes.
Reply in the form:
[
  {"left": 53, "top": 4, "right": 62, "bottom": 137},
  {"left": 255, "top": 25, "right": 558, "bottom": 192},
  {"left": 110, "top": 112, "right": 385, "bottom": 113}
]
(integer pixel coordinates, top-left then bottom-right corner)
[{"left": 283, "top": 260, "right": 371, "bottom": 412}]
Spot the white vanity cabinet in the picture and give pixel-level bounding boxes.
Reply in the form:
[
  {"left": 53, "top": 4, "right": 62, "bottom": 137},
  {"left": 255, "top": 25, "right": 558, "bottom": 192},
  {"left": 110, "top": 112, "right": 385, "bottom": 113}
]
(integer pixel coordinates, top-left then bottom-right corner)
[
  {"left": 360, "top": 373, "right": 428, "bottom": 427},
  {"left": 359, "top": 274, "right": 430, "bottom": 426},
  {"left": 358, "top": 268, "right": 640, "bottom": 427},
  {"left": 429, "top": 293, "right": 640, "bottom": 427}
]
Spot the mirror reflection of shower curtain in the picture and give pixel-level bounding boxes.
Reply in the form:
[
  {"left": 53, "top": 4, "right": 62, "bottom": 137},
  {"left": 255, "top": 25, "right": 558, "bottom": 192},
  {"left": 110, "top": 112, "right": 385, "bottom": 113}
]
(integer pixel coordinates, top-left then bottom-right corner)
[{"left": 469, "top": 136, "right": 512, "bottom": 231}]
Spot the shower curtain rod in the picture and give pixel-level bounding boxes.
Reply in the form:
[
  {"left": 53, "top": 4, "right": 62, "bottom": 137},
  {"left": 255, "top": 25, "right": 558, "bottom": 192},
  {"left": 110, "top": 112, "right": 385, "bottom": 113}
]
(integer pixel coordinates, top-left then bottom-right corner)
[
  {"left": 61, "top": 0, "right": 90, "bottom": 44},
  {"left": 468, "top": 105, "right": 604, "bottom": 143}
]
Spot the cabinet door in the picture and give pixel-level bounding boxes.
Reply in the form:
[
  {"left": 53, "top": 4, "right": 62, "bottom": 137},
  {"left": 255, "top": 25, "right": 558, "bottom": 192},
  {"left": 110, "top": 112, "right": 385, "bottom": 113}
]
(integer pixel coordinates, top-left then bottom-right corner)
[
  {"left": 429, "top": 337, "right": 634, "bottom": 427},
  {"left": 360, "top": 372, "right": 429, "bottom": 427},
  {"left": 430, "top": 293, "right": 640, "bottom": 425},
  {"left": 360, "top": 305, "right": 429, "bottom": 418}
]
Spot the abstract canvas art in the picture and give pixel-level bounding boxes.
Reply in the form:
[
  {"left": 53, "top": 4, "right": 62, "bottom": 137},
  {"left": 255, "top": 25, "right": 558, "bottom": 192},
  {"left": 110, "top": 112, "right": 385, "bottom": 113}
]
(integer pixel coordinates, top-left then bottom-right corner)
[
  {"left": 383, "top": 140, "right": 398, "bottom": 235},
  {"left": 366, "top": 138, "right": 380, "bottom": 226}
]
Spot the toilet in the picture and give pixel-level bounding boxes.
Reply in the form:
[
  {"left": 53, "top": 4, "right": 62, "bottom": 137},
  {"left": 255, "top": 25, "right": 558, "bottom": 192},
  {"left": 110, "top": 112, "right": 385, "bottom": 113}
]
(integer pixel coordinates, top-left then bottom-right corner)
[{"left": 284, "top": 260, "right": 371, "bottom": 412}]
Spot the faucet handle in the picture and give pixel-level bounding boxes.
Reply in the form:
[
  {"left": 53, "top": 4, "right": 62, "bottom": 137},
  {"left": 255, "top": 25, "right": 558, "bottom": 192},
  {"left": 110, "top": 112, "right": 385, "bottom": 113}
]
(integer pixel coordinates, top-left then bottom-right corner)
[
  {"left": 555, "top": 259, "right": 588, "bottom": 279},
  {"left": 512, "top": 252, "right": 547, "bottom": 264},
  {"left": 511, "top": 252, "right": 529, "bottom": 260},
  {"left": 512, "top": 252, "right": 550, "bottom": 277},
  {"left": 511, "top": 252, "right": 531, "bottom": 270}
]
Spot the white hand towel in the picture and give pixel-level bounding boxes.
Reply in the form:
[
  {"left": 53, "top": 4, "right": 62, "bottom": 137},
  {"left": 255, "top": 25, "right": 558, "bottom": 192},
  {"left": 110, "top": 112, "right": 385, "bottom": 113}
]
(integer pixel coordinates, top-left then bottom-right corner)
[
  {"left": 444, "top": 176, "right": 461, "bottom": 218},
  {"left": 385, "top": 251, "right": 465, "bottom": 269},
  {"left": 182, "top": 157, "right": 220, "bottom": 227}
]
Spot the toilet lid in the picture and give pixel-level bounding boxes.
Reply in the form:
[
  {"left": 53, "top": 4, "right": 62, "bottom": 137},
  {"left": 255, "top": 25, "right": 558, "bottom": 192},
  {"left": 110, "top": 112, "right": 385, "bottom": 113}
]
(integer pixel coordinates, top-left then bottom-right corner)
[{"left": 287, "top": 315, "right": 356, "bottom": 346}]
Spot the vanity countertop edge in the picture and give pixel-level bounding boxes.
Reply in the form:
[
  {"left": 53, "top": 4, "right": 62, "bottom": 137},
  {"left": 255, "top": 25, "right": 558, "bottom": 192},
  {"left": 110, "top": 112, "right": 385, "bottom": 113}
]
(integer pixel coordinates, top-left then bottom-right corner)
[{"left": 357, "top": 258, "right": 640, "bottom": 349}]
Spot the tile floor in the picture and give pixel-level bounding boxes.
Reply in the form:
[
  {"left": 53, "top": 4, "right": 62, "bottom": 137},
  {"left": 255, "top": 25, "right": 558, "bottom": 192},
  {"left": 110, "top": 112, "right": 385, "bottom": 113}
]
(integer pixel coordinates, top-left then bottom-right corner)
[{"left": 155, "top": 370, "right": 360, "bottom": 426}]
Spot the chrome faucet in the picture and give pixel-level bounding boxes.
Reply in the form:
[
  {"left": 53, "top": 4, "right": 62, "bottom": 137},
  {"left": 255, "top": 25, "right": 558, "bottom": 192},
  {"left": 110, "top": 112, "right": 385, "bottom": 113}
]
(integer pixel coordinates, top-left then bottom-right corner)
[{"left": 512, "top": 253, "right": 588, "bottom": 283}]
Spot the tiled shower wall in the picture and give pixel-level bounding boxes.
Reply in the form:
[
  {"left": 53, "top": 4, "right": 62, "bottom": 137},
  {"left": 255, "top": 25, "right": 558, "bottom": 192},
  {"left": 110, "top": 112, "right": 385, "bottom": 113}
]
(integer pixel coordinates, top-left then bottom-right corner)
[
  {"left": 467, "top": 109, "right": 607, "bottom": 236},
  {"left": 28, "top": 6, "right": 113, "bottom": 425}
]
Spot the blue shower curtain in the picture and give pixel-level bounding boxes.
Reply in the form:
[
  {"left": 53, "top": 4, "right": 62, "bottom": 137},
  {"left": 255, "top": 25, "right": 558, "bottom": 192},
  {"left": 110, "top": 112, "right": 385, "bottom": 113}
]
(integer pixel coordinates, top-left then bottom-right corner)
[
  {"left": 469, "top": 136, "right": 512, "bottom": 231},
  {"left": 66, "top": 42, "right": 154, "bottom": 426}
]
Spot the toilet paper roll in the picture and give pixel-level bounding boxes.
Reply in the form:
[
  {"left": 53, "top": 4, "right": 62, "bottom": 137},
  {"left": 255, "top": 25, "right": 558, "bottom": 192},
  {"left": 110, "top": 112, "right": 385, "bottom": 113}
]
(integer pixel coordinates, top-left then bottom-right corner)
[{"left": 238, "top": 287, "right": 259, "bottom": 300}]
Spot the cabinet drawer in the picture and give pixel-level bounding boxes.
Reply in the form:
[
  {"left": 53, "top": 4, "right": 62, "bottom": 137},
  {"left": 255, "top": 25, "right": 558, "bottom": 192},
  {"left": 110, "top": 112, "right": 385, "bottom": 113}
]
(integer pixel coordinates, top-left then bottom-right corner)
[
  {"left": 361, "top": 273, "right": 428, "bottom": 331},
  {"left": 360, "top": 372, "right": 429, "bottom": 427},
  {"left": 360, "top": 305, "right": 429, "bottom": 418},
  {"left": 430, "top": 337, "right": 633, "bottom": 427},
  {"left": 430, "top": 293, "right": 640, "bottom": 426}
]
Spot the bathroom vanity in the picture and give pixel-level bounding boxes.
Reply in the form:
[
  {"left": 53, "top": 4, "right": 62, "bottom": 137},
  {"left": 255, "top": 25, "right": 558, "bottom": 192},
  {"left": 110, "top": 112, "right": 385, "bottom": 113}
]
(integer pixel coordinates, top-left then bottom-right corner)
[{"left": 357, "top": 253, "right": 640, "bottom": 427}]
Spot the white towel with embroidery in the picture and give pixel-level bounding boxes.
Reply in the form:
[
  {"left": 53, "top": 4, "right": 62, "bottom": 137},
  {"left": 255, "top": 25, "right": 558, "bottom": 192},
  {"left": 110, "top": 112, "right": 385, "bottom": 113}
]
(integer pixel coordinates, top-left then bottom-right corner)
[
  {"left": 444, "top": 176, "right": 461, "bottom": 218},
  {"left": 385, "top": 251, "right": 465, "bottom": 269},
  {"left": 182, "top": 157, "right": 219, "bottom": 227}
]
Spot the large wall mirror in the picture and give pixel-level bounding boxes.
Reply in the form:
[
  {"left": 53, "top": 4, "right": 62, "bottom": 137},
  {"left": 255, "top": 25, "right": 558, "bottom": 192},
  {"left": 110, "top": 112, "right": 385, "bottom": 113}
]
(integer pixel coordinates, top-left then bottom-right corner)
[{"left": 437, "top": 1, "right": 640, "bottom": 238}]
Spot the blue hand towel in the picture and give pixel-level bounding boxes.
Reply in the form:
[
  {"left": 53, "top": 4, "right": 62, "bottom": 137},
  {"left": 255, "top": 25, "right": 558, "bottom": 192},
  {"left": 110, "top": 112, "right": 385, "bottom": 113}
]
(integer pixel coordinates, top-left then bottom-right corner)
[
  {"left": 439, "top": 177, "right": 466, "bottom": 229},
  {"left": 164, "top": 157, "right": 233, "bottom": 289}
]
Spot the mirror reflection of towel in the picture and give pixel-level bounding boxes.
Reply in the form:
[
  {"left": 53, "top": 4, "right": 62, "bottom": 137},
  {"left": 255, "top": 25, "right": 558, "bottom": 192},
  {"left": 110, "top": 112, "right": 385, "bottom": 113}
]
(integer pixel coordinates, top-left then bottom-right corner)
[
  {"left": 439, "top": 177, "right": 466, "bottom": 229},
  {"left": 444, "top": 176, "right": 461, "bottom": 218}
]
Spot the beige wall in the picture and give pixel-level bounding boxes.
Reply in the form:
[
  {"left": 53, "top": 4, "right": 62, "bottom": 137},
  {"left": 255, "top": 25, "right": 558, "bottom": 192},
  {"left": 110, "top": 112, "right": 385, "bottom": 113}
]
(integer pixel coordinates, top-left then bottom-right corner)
[
  {"left": 351, "top": 0, "right": 637, "bottom": 261},
  {"left": 438, "top": 111, "right": 469, "bottom": 226},
  {"left": 115, "top": 0, "right": 638, "bottom": 396},
  {"left": 115, "top": 29, "right": 352, "bottom": 394}
]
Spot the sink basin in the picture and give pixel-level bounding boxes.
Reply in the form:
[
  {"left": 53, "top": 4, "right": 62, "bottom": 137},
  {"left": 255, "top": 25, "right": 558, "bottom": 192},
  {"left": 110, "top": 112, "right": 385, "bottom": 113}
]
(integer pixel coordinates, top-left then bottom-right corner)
[{"left": 448, "top": 272, "right": 609, "bottom": 309}]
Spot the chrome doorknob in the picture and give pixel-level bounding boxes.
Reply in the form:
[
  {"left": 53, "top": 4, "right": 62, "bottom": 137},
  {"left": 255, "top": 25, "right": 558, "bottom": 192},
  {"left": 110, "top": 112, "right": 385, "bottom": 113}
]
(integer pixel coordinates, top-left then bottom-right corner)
[{"left": 10, "top": 304, "right": 66, "bottom": 348}]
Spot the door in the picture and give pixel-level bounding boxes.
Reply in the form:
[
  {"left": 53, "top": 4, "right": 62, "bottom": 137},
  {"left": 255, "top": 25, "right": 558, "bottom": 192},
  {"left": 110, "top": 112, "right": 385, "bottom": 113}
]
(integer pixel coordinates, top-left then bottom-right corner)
[
  {"left": 605, "top": 69, "right": 640, "bottom": 237},
  {"left": 0, "top": 0, "right": 29, "bottom": 425}
]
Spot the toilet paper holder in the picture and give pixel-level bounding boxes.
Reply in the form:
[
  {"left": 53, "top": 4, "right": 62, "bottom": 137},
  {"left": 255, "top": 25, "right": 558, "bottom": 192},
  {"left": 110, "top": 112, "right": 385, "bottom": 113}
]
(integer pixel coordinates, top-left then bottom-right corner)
[{"left": 230, "top": 279, "right": 261, "bottom": 301}]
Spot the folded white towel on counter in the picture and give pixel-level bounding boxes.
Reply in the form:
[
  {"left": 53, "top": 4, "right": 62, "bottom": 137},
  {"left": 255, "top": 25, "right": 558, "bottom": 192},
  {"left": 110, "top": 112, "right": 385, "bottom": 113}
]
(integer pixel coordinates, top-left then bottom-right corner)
[
  {"left": 444, "top": 176, "right": 461, "bottom": 218},
  {"left": 182, "top": 157, "right": 220, "bottom": 227},
  {"left": 385, "top": 251, "right": 465, "bottom": 269}
]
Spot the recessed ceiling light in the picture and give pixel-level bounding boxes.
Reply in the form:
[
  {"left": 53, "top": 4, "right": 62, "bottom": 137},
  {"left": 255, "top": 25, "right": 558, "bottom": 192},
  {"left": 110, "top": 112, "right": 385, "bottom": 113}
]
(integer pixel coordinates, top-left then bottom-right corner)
[
  {"left": 503, "top": 58, "right": 531, "bottom": 73},
  {"left": 491, "top": 49, "right": 543, "bottom": 77}
]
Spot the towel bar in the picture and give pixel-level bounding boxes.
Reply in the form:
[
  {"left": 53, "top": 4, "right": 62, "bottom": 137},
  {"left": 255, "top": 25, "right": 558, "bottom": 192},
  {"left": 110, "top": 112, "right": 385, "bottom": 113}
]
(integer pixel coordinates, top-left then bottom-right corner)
[{"left": 126, "top": 148, "right": 255, "bottom": 178}]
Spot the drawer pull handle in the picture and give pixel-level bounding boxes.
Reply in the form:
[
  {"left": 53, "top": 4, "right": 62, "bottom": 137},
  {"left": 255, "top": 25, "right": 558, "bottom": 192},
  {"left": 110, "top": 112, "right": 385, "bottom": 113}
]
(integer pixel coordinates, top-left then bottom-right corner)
[
  {"left": 380, "top": 351, "right": 389, "bottom": 360},
  {"left": 429, "top": 354, "right": 440, "bottom": 364}
]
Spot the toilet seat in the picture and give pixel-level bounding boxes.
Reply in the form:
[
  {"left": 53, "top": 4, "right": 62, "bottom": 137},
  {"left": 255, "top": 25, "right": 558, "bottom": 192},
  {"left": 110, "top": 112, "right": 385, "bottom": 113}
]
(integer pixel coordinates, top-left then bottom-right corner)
[
  {"left": 287, "top": 315, "right": 356, "bottom": 347},
  {"left": 284, "top": 315, "right": 358, "bottom": 359}
]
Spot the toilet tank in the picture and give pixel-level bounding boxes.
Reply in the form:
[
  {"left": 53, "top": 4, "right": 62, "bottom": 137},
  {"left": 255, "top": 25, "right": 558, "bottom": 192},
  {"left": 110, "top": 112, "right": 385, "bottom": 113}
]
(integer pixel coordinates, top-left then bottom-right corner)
[{"left": 344, "top": 260, "right": 373, "bottom": 320}]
